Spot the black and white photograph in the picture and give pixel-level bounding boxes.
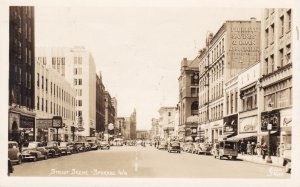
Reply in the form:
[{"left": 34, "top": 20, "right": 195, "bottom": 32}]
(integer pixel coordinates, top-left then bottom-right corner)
[{"left": 1, "top": 0, "right": 300, "bottom": 187}]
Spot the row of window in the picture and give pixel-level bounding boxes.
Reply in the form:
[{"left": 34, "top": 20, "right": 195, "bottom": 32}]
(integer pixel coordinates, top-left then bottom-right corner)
[
  {"left": 74, "top": 78, "right": 83, "bottom": 86},
  {"left": 74, "top": 67, "right": 82, "bottom": 75},
  {"left": 226, "top": 91, "right": 239, "bottom": 115},
  {"left": 199, "top": 81, "right": 224, "bottom": 106},
  {"left": 199, "top": 103, "right": 224, "bottom": 123},
  {"left": 15, "top": 67, "right": 32, "bottom": 89},
  {"left": 263, "top": 43, "right": 291, "bottom": 75},
  {"left": 74, "top": 57, "right": 83, "bottom": 65},
  {"left": 36, "top": 96, "right": 75, "bottom": 121},
  {"left": 36, "top": 73, "right": 76, "bottom": 105}
]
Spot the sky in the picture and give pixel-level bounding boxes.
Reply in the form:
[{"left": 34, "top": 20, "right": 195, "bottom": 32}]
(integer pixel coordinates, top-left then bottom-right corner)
[{"left": 34, "top": 6, "right": 262, "bottom": 130}]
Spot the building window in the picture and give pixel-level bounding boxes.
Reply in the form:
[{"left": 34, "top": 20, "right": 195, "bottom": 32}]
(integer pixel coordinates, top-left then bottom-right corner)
[
  {"left": 78, "top": 100, "right": 82, "bottom": 106},
  {"left": 78, "top": 67, "right": 82, "bottom": 75},
  {"left": 28, "top": 73, "right": 31, "bottom": 89},
  {"left": 230, "top": 93, "right": 234, "bottom": 114},
  {"left": 45, "top": 100, "right": 48, "bottom": 112},
  {"left": 270, "top": 24, "right": 275, "bottom": 44},
  {"left": 280, "top": 15, "right": 284, "bottom": 37},
  {"left": 226, "top": 94, "right": 229, "bottom": 115},
  {"left": 78, "top": 110, "right": 82, "bottom": 117},
  {"left": 74, "top": 79, "right": 77, "bottom": 85},
  {"left": 46, "top": 78, "right": 48, "bottom": 92},
  {"left": 78, "top": 79, "right": 82, "bottom": 85},
  {"left": 50, "top": 82, "right": 52, "bottom": 94},
  {"left": 279, "top": 48, "right": 284, "bottom": 67},
  {"left": 264, "top": 58, "right": 269, "bottom": 75},
  {"left": 235, "top": 91, "right": 238, "bottom": 113},
  {"left": 74, "top": 68, "right": 77, "bottom": 75},
  {"left": 41, "top": 76, "right": 44, "bottom": 89},
  {"left": 265, "top": 28, "right": 269, "bottom": 48},
  {"left": 287, "top": 9, "right": 291, "bottom": 32},
  {"left": 37, "top": 96, "right": 39, "bottom": 110},
  {"left": 270, "top": 54, "right": 274, "bottom": 73},
  {"left": 41, "top": 98, "right": 44, "bottom": 111},
  {"left": 286, "top": 44, "right": 291, "bottom": 64}
]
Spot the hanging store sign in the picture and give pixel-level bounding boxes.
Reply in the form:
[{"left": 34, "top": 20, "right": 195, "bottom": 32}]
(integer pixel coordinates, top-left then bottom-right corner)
[
  {"left": 36, "top": 119, "right": 52, "bottom": 129},
  {"left": 20, "top": 115, "right": 35, "bottom": 128},
  {"left": 223, "top": 114, "right": 238, "bottom": 134},
  {"left": 261, "top": 110, "right": 280, "bottom": 131},
  {"left": 239, "top": 116, "right": 257, "bottom": 133}
]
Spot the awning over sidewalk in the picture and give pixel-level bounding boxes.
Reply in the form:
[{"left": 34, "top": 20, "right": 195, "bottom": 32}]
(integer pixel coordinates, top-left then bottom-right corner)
[
  {"left": 227, "top": 133, "right": 257, "bottom": 141},
  {"left": 256, "top": 131, "right": 277, "bottom": 136}
]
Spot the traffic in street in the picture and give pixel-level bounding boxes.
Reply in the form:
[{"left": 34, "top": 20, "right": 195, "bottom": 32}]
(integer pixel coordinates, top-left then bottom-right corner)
[{"left": 10, "top": 142, "right": 290, "bottom": 178}]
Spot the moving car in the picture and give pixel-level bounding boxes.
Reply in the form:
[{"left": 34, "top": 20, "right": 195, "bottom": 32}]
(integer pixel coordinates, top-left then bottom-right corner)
[
  {"left": 22, "top": 141, "right": 49, "bottom": 161},
  {"left": 157, "top": 141, "right": 168, "bottom": 150},
  {"left": 46, "top": 141, "right": 62, "bottom": 157},
  {"left": 8, "top": 141, "right": 22, "bottom": 164},
  {"left": 99, "top": 141, "right": 110, "bottom": 150},
  {"left": 59, "top": 142, "right": 72, "bottom": 155},
  {"left": 198, "top": 143, "right": 212, "bottom": 155},
  {"left": 168, "top": 141, "right": 181, "bottom": 153},
  {"left": 84, "top": 142, "right": 91, "bottom": 151},
  {"left": 74, "top": 142, "right": 85, "bottom": 152},
  {"left": 88, "top": 142, "right": 99, "bottom": 150},
  {"left": 192, "top": 143, "right": 201, "bottom": 154},
  {"left": 213, "top": 140, "right": 238, "bottom": 160},
  {"left": 183, "top": 142, "right": 194, "bottom": 153}
]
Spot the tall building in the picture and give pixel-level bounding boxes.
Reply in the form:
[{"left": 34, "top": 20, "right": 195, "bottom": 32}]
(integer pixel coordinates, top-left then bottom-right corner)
[
  {"left": 9, "top": 6, "right": 36, "bottom": 142},
  {"left": 65, "top": 47, "right": 96, "bottom": 139},
  {"left": 150, "top": 118, "right": 160, "bottom": 140},
  {"left": 130, "top": 108, "right": 137, "bottom": 139},
  {"left": 178, "top": 57, "right": 200, "bottom": 141},
  {"left": 104, "top": 91, "right": 115, "bottom": 136},
  {"left": 35, "top": 58, "right": 76, "bottom": 142},
  {"left": 198, "top": 18, "right": 261, "bottom": 143},
  {"left": 96, "top": 72, "right": 106, "bottom": 135},
  {"left": 158, "top": 107, "right": 176, "bottom": 140},
  {"left": 116, "top": 117, "right": 125, "bottom": 138},
  {"left": 111, "top": 97, "right": 118, "bottom": 134},
  {"left": 259, "top": 9, "right": 292, "bottom": 153}
]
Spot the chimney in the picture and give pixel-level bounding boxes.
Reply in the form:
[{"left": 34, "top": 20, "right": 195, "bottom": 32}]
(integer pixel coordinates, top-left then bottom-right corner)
[
  {"left": 181, "top": 58, "right": 188, "bottom": 68},
  {"left": 250, "top": 17, "right": 256, "bottom": 22}
]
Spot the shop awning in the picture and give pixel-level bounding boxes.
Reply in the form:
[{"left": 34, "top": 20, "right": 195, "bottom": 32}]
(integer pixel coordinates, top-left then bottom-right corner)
[
  {"left": 227, "top": 133, "right": 257, "bottom": 141},
  {"left": 218, "top": 133, "right": 234, "bottom": 141},
  {"left": 256, "top": 131, "right": 277, "bottom": 136}
]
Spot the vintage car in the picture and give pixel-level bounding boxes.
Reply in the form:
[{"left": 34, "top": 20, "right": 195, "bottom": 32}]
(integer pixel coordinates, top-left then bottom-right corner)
[
  {"left": 183, "top": 142, "right": 194, "bottom": 153},
  {"left": 74, "top": 142, "right": 85, "bottom": 152},
  {"left": 158, "top": 141, "right": 168, "bottom": 150},
  {"left": 84, "top": 142, "right": 91, "bottom": 151},
  {"left": 99, "top": 141, "right": 110, "bottom": 150},
  {"left": 192, "top": 143, "right": 201, "bottom": 154},
  {"left": 45, "top": 141, "right": 62, "bottom": 157},
  {"left": 59, "top": 142, "right": 72, "bottom": 155},
  {"left": 22, "top": 141, "right": 49, "bottom": 161},
  {"left": 197, "top": 143, "right": 212, "bottom": 155},
  {"left": 168, "top": 141, "right": 181, "bottom": 153},
  {"left": 88, "top": 142, "right": 99, "bottom": 150},
  {"left": 8, "top": 141, "right": 22, "bottom": 164},
  {"left": 213, "top": 140, "right": 238, "bottom": 160}
]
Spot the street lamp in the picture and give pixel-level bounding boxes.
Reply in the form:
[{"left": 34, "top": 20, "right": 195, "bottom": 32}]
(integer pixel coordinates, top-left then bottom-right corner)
[{"left": 266, "top": 103, "right": 273, "bottom": 164}]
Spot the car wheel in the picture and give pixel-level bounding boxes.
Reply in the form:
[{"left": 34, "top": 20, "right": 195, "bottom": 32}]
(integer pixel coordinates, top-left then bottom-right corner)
[
  {"left": 285, "top": 162, "right": 291, "bottom": 173},
  {"left": 44, "top": 155, "right": 48, "bottom": 160},
  {"left": 18, "top": 156, "right": 22, "bottom": 164},
  {"left": 219, "top": 156, "right": 222, "bottom": 160},
  {"left": 32, "top": 156, "right": 37, "bottom": 162}
]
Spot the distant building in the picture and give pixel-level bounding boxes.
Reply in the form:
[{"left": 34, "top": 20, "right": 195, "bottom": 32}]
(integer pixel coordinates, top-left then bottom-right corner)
[
  {"left": 9, "top": 6, "right": 36, "bottom": 142},
  {"left": 104, "top": 91, "right": 115, "bottom": 136},
  {"left": 96, "top": 72, "right": 106, "bottom": 135},
  {"left": 150, "top": 118, "right": 160, "bottom": 140},
  {"left": 178, "top": 57, "right": 200, "bottom": 141},
  {"left": 116, "top": 117, "right": 125, "bottom": 138},
  {"left": 136, "top": 130, "right": 150, "bottom": 140},
  {"left": 158, "top": 107, "right": 176, "bottom": 140},
  {"left": 130, "top": 109, "right": 137, "bottom": 139}
]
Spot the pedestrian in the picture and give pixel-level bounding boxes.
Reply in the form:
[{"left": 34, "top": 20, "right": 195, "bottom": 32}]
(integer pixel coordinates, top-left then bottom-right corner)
[
  {"left": 240, "top": 141, "right": 245, "bottom": 155},
  {"left": 251, "top": 142, "right": 256, "bottom": 155},
  {"left": 256, "top": 142, "right": 261, "bottom": 156},
  {"left": 278, "top": 143, "right": 285, "bottom": 157},
  {"left": 246, "top": 141, "right": 251, "bottom": 155},
  {"left": 262, "top": 142, "right": 267, "bottom": 159}
]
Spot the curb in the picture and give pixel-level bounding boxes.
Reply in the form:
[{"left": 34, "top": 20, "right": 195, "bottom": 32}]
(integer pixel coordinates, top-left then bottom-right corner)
[{"left": 238, "top": 157, "right": 284, "bottom": 168}]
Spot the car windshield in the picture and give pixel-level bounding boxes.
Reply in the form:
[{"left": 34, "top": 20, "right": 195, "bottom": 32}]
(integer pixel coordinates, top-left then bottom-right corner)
[
  {"left": 224, "top": 142, "right": 236, "bottom": 149},
  {"left": 8, "top": 143, "right": 17, "bottom": 148},
  {"left": 47, "top": 142, "right": 56, "bottom": 146},
  {"left": 171, "top": 142, "right": 180, "bottom": 146},
  {"left": 60, "top": 142, "right": 68, "bottom": 147},
  {"left": 27, "top": 143, "right": 38, "bottom": 148}
]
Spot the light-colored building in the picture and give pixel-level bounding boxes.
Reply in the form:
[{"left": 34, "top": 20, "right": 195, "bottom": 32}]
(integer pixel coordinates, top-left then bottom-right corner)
[
  {"left": 65, "top": 47, "right": 96, "bottom": 139},
  {"left": 151, "top": 118, "right": 160, "bottom": 140},
  {"left": 35, "top": 56, "right": 76, "bottom": 142},
  {"left": 198, "top": 18, "right": 261, "bottom": 143},
  {"left": 158, "top": 107, "right": 176, "bottom": 140},
  {"left": 178, "top": 57, "right": 200, "bottom": 141},
  {"left": 259, "top": 8, "right": 292, "bottom": 155}
]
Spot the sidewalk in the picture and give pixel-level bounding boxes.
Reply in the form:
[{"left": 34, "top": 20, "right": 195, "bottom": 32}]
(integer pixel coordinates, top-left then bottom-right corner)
[{"left": 238, "top": 154, "right": 284, "bottom": 167}]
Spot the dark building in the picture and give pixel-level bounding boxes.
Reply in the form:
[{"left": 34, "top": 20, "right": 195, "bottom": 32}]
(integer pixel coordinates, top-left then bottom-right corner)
[
  {"left": 104, "top": 91, "right": 115, "bottom": 136},
  {"left": 9, "top": 6, "right": 35, "bottom": 142},
  {"left": 130, "top": 109, "right": 137, "bottom": 139},
  {"left": 96, "top": 72, "right": 106, "bottom": 135}
]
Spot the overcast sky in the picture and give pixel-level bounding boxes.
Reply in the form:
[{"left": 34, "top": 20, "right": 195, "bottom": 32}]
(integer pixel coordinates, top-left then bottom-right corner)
[{"left": 34, "top": 6, "right": 262, "bottom": 130}]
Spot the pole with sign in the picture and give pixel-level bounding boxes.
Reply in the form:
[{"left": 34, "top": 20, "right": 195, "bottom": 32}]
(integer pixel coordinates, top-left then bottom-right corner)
[{"left": 52, "top": 116, "right": 64, "bottom": 142}]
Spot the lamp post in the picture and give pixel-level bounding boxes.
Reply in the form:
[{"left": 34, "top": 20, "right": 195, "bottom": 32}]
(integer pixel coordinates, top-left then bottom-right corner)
[
  {"left": 266, "top": 103, "right": 273, "bottom": 163},
  {"left": 266, "top": 123, "right": 273, "bottom": 163}
]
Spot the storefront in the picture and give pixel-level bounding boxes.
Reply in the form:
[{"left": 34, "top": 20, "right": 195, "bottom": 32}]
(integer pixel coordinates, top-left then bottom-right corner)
[
  {"left": 206, "top": 119, "right": 223, "bottom": 143},
  {"left": 223, "top": 114, "right": 238, "bottom": 136},
  {"left": 280, "top": 108, "right": 292, "bottom": 155},
  {"left": 8, "top": 107, "right": 36, "bottom": 143}
]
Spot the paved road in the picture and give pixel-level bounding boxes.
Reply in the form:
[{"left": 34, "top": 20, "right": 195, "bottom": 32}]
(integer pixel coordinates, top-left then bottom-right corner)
[{"left": 11, "top": 146, "right": 290, "bottom": 178}]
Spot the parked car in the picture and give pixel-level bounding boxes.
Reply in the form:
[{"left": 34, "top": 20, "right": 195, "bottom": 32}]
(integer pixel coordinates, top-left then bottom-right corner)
[
  {"left": 22, "top": 141, "right": 49, "bottom": 161},
  {"left": 168, "top": 141, "right": 181, "bottom": 153},
  {"left": 59, "top": 142, "right": 72, "bottom": 155},
  {"left": 45, "top": 141, "right": 62, "bottom": 157},
  {"left": 74, "top": 142, "right": 85, "bottom": 152},
  {"left": 192, "top": 143, "right": 201, "bottom": 154},
  {"left": 88, "top": 142, "right": 99, "bottom": 150},
  {"left": 158, "top": 141, "right": 168, "bottom": 150},
  {"left": 8, "top": 141, "right": 22, "bottom": 164},
  {"left": 183, "top": 142, "right": 194, "bottom": 152},
  {"left": 99, "top": 141, "right": 110, "bottom": 150},
  {"left": 198, "top": 143, "right": 212, "bottom": 155},
  {"left": 84, "top": 142, "right": 91, "bottom": 151}
]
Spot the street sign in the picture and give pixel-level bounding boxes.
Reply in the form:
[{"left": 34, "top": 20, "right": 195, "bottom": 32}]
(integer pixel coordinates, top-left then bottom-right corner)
[
  {"left": 52, "top": 116, "right": 63, "bottom": 128},
  {"left": 36, "top": 118, "right": 52, "bottom": 129}
]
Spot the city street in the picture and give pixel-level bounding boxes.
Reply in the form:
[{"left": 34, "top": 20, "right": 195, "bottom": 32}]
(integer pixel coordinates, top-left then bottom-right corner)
[{"left": 11, "top": 145, "right": 290, "bottom": 178}]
